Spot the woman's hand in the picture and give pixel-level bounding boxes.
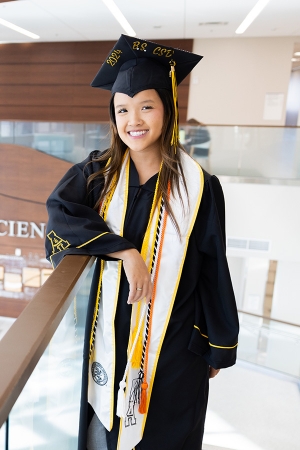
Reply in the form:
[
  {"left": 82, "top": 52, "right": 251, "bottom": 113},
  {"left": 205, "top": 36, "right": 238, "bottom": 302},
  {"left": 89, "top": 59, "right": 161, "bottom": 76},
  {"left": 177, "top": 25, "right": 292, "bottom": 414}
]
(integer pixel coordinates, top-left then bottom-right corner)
[
  {"left": 209, "top": 367, "right": 220, "bottom": 379},
  {"left": 106, "top": 248, "right": 152, "bottom": 304}
]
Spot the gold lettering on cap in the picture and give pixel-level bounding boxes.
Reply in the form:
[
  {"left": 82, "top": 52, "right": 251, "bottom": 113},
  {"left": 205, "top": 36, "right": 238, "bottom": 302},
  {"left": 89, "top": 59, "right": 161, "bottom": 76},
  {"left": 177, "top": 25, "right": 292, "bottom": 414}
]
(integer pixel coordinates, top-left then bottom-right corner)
[
  {"left": 106, "top": 49, "right": 122, "bottom": 67},
  {"left": 132, "top": 41, "right": 148, "bottom": 51},
  {"left": 166, "top": 49, "right": 174, "bottom": 57},
  {"left": 153, "top": 47, "right": 174, "bottom": 57},
  {"left": 132, "top": 41, "right": 140, "bottom": 49}
]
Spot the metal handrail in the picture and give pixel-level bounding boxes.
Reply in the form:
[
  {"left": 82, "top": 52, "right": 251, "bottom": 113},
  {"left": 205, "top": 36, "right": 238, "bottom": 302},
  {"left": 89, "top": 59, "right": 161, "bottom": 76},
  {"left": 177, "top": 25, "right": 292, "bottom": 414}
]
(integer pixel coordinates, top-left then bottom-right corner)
[
  {"left": 238, "top": 309, "right": 300, "bottom": 328},
  {"left": 0, "top": 254, "right": 94, "bottom": 428}
]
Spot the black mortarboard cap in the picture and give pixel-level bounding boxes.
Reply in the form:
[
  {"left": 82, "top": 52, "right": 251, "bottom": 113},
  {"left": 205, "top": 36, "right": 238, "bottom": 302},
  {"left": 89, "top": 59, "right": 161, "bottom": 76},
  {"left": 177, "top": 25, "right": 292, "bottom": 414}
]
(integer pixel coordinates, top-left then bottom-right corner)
[{"left": 91, "top": 34, "right": 203, "bottom": 97}]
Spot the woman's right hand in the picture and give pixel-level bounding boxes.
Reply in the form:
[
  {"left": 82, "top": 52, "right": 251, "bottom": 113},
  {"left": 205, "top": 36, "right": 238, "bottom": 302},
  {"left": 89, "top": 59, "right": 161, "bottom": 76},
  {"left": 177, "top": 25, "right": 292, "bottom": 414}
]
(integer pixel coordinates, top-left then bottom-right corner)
[{"left": 106, "top": 248, "right": 152, "bottom": 304}]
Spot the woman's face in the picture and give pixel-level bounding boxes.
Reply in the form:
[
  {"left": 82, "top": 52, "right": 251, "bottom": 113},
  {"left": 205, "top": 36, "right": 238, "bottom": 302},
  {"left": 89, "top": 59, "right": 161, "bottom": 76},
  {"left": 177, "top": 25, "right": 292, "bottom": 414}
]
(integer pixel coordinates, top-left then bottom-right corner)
[{"left": 114, "top": 89, "right": 164, "bottom": 157}]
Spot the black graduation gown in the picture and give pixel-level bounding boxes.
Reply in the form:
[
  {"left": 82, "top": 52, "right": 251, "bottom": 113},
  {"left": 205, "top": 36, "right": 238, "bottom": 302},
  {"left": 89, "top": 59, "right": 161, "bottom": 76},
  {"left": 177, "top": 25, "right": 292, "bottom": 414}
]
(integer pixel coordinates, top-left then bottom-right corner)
[{"left": 45, "top": 151, "right": 239, "bottom": 450}]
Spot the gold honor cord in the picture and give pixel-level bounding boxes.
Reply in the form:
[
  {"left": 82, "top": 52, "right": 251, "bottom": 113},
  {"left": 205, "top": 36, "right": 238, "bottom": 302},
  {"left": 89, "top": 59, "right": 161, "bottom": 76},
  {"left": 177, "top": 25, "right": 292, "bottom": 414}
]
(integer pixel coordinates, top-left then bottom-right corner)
[
  {"left": 130, "top": 162, "right": 163, "bottom": 368},
  {"left": 89, "top": 259, "right": 105, "bottom": 357},
  {"left": 89, "top": 152, "right": 130, "bottom": 358}
]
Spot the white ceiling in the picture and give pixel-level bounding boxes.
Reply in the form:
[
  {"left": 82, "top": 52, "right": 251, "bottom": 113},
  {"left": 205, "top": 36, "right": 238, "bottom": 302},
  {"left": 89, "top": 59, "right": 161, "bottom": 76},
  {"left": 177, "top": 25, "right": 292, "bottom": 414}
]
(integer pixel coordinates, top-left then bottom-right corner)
[{"left": 0, "top": 0, "right": 300, "bottom": 44}]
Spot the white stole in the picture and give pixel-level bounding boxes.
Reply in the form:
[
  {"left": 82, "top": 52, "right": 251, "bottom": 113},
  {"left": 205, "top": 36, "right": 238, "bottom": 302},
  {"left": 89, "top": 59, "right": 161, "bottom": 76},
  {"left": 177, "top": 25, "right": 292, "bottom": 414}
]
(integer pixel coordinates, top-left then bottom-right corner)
[{"left": 88, "top": 150, "right": 204, "bottom": 450}]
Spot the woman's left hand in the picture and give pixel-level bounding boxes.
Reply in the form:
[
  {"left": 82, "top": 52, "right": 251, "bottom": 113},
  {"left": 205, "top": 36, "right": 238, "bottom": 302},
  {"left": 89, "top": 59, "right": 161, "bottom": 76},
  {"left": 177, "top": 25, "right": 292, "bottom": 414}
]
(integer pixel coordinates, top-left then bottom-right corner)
[
  {"left": 106, "top": 248, "right": 152, "bottom": 304},
  {"left": 209, "top": 367, "right": 220, "bottom": 378}
]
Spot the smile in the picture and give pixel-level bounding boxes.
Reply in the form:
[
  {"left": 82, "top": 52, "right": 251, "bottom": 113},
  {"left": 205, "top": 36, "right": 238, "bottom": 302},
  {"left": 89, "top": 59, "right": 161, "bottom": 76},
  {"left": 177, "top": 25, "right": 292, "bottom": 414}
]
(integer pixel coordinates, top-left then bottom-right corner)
[{"left": 128, "top": 130, "right": 148, "bottom": 137}]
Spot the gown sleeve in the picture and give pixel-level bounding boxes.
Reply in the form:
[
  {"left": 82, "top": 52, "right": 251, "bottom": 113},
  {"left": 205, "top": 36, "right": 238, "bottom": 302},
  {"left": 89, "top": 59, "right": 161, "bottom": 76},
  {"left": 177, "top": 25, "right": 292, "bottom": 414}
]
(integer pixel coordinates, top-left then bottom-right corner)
[
  {"left": 45, "top": 153, "right": 135, "bottom": 268},
  {"left": 195, "top": 174, "right": 239, "bottom": 369}
]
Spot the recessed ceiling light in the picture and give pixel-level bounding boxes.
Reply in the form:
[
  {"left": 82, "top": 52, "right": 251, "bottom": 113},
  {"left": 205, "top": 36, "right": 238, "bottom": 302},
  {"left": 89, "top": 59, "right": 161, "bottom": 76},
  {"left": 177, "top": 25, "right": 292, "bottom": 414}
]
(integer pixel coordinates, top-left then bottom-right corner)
[
  {"left": 0, "top": 17, "right": 40, "bottom": 39},
  {"left": 294, "top": 52, "right": 300, "bottom": 56},
  {"left": 236, "top": 0, "right": 271, "bottom": 34},
  {"left": 291, "top": 58, "right": 300, "bottom": 62},
  {"left": 102, "top": 0, "right": 136, "bottom": 36}
]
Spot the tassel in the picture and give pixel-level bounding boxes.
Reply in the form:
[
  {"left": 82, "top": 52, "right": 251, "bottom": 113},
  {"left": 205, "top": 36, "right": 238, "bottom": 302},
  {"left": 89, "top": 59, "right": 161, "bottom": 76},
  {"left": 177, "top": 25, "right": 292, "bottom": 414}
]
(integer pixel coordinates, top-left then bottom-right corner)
[
  {"left": 169, "top": 64, "right": 179, "bottom": 150},
  {"left": 116, "top": 380, "right": 127, "bottom": 418},
  {"left": 138, "top": 382, "right": 148, "bottom": 414},
  {"left": 131, "top": 332, "right": 143, "bottom": 368}
]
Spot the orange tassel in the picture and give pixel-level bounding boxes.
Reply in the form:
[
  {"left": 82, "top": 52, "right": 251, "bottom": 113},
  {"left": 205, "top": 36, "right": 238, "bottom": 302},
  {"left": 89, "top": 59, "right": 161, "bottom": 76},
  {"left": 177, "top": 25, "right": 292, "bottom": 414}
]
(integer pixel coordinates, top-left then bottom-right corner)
[{"left": 138, "top": 382, "right": 148, "bottom": 414}]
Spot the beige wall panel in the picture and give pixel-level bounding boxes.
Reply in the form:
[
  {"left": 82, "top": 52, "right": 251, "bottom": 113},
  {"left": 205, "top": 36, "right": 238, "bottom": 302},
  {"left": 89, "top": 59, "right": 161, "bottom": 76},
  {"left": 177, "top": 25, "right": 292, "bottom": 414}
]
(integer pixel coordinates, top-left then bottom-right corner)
[{"left": 188, "top": 37, "right": 298, "bottom": 126}]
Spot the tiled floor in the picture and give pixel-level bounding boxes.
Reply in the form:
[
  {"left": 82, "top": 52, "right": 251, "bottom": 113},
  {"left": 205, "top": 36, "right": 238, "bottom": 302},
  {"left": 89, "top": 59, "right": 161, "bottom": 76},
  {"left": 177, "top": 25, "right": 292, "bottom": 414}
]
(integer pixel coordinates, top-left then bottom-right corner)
[{"left": 204, "top": 360, "right": 300, "bottom": 450}]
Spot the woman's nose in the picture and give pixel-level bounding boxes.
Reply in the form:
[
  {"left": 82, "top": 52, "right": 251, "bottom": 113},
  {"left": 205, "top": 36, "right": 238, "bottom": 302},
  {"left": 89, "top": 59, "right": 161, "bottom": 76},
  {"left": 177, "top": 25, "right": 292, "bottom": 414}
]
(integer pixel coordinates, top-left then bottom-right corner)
[{"left": 128, "top": 111, "right": 142, "bottom": 126}]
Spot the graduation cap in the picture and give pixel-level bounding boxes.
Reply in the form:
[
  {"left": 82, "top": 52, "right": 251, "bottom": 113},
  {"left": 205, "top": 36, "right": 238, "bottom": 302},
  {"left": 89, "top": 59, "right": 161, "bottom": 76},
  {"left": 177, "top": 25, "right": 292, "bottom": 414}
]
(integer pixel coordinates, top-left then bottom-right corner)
[{"left": 91, "top": 34, "right": 203, "bottom": 147}]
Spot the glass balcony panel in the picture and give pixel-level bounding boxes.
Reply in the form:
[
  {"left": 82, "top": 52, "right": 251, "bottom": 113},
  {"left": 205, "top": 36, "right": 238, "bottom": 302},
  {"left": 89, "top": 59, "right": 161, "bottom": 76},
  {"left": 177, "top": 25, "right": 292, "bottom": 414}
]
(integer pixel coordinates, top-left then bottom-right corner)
[
  {"left": 179, "top": 125, "right": 300, "bottom": 180},
  {"left": 6, "top": 262, "right": 95, "bottom": 450},
  {"left": 30, "top": 122, "right": 85, "bottom": 163},
  {"left": 84, "top": 123, "right": 110, "bottom": 155},
  {"left": 3, "top": 121, "right": 300, "bottom": 181},
  {"left": 238, "top": 312, "right": 300, "bottom": 378},
  {"left": 0, "top": 121, "right": 14, "bottom": 144},
  {"left": 14, "top": 122, "right": 35, "bottom": 148},
  {"left": 0, "top": 318, "right": 15, "bottom": 344},
  {"left": 0, "top": 420, "right": 6, "bottom": 450}
]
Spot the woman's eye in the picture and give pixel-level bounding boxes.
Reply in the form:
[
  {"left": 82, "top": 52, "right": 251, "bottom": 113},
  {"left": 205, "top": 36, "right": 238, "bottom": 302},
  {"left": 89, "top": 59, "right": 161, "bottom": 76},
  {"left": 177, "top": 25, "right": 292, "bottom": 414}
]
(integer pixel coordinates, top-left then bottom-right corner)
[
  {"left": 117, "top": 108, "right": 127, "bottom": 114},
  {"left": 142, "top": 105, "right": 153, "bottom": 110}
]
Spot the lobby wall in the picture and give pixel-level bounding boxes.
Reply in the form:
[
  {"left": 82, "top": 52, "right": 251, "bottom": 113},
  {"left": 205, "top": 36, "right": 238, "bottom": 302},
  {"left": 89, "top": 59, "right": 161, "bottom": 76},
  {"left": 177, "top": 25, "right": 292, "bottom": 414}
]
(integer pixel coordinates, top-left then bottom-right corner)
[
  {"left": 0, "top": 144, "right": 72, "bottom": 317},
  {"left": 223, "top": 181, "right": 300, "bottom": 325},
  {"left": 188, "top": 36, "right": 300, "bottom": 126}
]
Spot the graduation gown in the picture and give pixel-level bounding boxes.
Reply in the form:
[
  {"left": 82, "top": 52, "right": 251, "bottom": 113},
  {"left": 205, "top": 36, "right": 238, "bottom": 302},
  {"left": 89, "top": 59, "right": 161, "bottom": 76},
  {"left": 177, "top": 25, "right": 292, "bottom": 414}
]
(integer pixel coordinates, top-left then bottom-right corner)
[{"left": 45, "top": 150, "right": 239, "bottom": 450}]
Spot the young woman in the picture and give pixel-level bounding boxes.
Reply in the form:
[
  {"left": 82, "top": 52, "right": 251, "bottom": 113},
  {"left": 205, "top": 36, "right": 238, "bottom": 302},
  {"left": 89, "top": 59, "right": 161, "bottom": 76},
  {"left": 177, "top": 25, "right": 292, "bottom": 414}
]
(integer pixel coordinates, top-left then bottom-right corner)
[{"left": 45, "top": 35, "right": 239, "bottom": 450}]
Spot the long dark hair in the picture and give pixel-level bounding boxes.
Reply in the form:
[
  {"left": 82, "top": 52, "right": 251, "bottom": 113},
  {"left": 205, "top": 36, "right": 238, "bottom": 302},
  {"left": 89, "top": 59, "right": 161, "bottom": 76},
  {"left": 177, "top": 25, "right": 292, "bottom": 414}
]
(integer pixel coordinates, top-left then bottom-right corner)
[{"left": 87, "top": 88, "right": 188, "bottom": 234}]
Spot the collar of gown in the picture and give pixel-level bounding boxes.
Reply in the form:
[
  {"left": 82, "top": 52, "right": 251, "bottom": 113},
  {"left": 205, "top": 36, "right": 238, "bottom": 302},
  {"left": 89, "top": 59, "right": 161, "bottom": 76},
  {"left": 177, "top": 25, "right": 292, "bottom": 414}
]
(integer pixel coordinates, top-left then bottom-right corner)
[{"left": 129, "top": 158, "right": 159, "bottom": 193}]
